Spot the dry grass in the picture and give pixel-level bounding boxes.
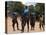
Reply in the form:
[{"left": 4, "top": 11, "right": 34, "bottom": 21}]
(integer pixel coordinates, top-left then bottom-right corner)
[{"left": 6, "top": 16, "right": 44, "bottom": 34}]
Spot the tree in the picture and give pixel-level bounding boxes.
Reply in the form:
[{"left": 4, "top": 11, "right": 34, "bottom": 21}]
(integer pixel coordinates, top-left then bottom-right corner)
[
  {"left": 7, "top": 1, "right": 24, "bottom": 14},
  {"left": 35, "top": 3, "right": 45, "bottom": 15},
  {"left": 29, "top": 5, "right": 35, "bottom": 14}
]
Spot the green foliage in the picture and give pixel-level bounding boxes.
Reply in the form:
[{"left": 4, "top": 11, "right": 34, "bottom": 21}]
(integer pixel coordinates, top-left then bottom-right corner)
[
  {"left": 7, "top": 1, "right": 24, "bottom": 14},
  {"left": 29, "top": 5, "right": 35, "bottom": 13},
  {"left": 7, "top": 1, "right": 45, "bottom": 15},
  {"left": 35, "top": 3, "right": 45, "bottom": 14}
]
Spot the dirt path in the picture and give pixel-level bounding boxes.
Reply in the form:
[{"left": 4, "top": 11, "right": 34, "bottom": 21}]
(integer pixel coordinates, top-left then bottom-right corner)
[{"left": 6, "top": 17, "right": 44, "bottom": 34}]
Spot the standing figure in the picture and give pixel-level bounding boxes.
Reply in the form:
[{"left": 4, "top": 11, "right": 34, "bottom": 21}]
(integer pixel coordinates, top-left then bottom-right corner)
[
  {"left": 39, "top": 14, "right": 45, "bottom": 31},
  {"left": 12, "top": 14, "right": 19, "bottom": 31},
  {"left": 30, "top": 13, "right": 36, "bottom": 30},
  {"left": 21, "top": 6, "right": 29, "bottom": 32}
]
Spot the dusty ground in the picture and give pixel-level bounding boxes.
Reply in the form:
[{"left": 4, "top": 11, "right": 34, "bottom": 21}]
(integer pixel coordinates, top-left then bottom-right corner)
[{"left": 6, "top": 16, "right": 44, "bottom": 34}]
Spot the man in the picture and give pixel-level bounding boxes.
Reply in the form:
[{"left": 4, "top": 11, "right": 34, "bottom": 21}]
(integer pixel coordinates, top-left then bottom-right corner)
[
  {"left": 12, "top": 13, "right": 19, "bottom": 31},
  {"left": 30, "top": 13, "right": 36, "bottom": 30},
  {"left": 21, "top": 6, "right": 29, "bottom": 32},
  {"left": 39, "top": 14, "right": 45, "bottom": 31}
]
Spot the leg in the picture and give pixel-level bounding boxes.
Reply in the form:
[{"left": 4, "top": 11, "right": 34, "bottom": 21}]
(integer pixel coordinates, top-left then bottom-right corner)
[
  {"left": 31, "top": 22, "right": 33, "bottom": 30},
  {"left": 31, "top": 23, "right": 35, "bottom": 30},
  {"left": 30, "top": 22, "right": 33, "bottom": 30},
  {"left": 21, "top": 19, "right": 26, "bottom": 32},
  {"left": 43, "top": 25, "right": 45, "bottom": 31},
  {"left": 30, "top": 19, "right": 32, "bottom": 30},
  {"left": 42, "top": 20, "right": 45, "bottom": 31},
  {"left": 39, "top": 22, "right": 41, "bottom": 30},
  {"left": 16, "top": 21, "right": 19, "bottom": 30},
  {"left": 12, "top": 22, "right": 15, "bottom": 31},
  {"left": 33, "top": 22, "right": 35, "bottom": 30},
  {"left": 42, "top": 24, "right": 45, "bottom": 31},
  {"left": 21, "top": 23, "right": 24, "bottom": 32},
  {"left": 32, "top": 24, "right": 35, "bottom": 30},
  {"left": 27, "top": 19, "right": 29, "bottom": 32}
]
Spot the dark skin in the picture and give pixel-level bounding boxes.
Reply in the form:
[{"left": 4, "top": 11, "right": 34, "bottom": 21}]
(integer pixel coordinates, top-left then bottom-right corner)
[
  {"left": 30, "top": 15, "right": 36, "bottom": 30},
  {"left": 21, "top": 16, "right": 29, "bottom": 32},
  {"left": 39, "top": 16, "right": 45, "bottom": 31},
  {"left": 12, "top": 16, "right": 19, "bottom": 31}
]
